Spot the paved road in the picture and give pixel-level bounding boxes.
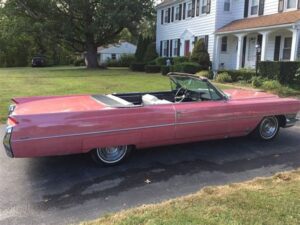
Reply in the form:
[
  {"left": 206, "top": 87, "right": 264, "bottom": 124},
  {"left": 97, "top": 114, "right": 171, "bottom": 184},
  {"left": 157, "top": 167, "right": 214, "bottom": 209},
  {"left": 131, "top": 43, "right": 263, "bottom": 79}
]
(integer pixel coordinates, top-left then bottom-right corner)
[{"left": 0, "top": 122, "right": 300, "bottom": 225}]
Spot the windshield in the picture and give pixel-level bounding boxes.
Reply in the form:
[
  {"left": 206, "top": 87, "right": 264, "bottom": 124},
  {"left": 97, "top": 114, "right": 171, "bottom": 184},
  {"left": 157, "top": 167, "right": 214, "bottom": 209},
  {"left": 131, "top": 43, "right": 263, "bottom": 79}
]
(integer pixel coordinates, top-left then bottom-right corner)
[{"left": 170, "top": 75, "right": 225, "bottom": 101}]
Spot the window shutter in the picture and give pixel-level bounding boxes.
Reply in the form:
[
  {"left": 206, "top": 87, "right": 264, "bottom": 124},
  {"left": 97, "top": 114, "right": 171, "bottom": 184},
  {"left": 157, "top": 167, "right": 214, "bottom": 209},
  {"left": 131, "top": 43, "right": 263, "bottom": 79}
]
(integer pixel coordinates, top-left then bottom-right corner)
[
  {"left": 242, "top": 36, "right": 247, "bottom": 67},
  {"left": 205, "top": 35, "right": 209, "bottom": 50},
  {"left": 259, "top": 0, "right": 265, "bottom": 15},
  {"left": 274, "top": 36, "right": 281, "bottom": 61},
  {"left": 168, "top": 8, "right": 171, "bottom": 23},
  {"left": 192, "top": 0, "right": 196, "bottom": 17},
  {"left": 177, "top": 39, "right": 181, "bottom": 56},
  {"left": 196, "top": 0, "right": 200, "bottom": 16},
  {"left": 278, "top": 0, "right": 284, "bottom": 12},
  {"left": 161, "top": 10, "right": 164, "bottom": 25},
  {"left": 179, "top": 4, "right": 182, "bottom": 20},
  {"left": 298, "top": 0, "right": 300, "bottom": 9},
  {"left": 257, "top": 34, "right": 263, "bottom": 61},
  {"left": 183, "top": 3, "right": 186, "bottom": 19},
  {"left": 244, "top": 0, "right": 249, "bottom": 18},
  {"left": 170, "top": 40, "right": 173, "bottom": 57},
  {"left": 171, "top": 7, "right": 174, "bottom": 22},
  {"left": 160, "top": 41, "right": 163, "bottom": 56},
  {"left": 206, "top": 0, "right": 211, "bottom": 14},
  {"left": 166, "top": 40, "right": 170, "bottom": 57}
]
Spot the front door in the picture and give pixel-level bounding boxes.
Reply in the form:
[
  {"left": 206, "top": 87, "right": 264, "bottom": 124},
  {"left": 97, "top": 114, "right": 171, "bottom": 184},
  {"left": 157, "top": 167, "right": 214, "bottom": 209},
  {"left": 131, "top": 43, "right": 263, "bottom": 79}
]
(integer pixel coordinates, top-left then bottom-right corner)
[
  {"left": 184, "top": 40, "right": 190, "bottom": 56},
  {"left": 246, "top": 37, "right": 257, "bottom": 68}
]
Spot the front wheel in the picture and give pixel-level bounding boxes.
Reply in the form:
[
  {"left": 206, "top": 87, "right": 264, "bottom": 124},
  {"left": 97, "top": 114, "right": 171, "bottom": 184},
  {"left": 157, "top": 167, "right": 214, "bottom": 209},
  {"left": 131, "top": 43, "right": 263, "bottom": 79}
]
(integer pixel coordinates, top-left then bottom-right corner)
[
  {"left": 254, "top": 116, "right": 280, "bottom": 141},
  {"left": 90, "top": 145, "right": 131, "bottom": 166}
]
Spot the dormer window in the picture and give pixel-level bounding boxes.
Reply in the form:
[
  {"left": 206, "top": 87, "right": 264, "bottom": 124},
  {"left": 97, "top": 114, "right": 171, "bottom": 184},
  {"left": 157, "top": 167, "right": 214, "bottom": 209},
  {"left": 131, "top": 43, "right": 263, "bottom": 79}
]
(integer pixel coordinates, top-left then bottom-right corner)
[
  {"left": 224, "top": 0, "right": 231, "bottom": 12},
  {"left": 187, "top": 2, "right": 193, "bottom": 17},
  {"left": 286, "top": 0, "right": 297, "bottom": 9},
  {"left": 175, "top": 6, "right": 180, "bottom": 20},
  {"left": 250, "top": 0, "right": 259, "bottom": 16}
]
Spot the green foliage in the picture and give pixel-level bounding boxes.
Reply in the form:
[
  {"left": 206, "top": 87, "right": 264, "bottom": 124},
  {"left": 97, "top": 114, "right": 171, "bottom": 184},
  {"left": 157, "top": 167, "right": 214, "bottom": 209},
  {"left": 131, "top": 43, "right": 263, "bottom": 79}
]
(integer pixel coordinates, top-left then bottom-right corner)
[
  {"left": 258, "top": 61, "right": 280, "bottom": 80},
  {"left": 261, "top": 80, "right": 282, "bottom": 90},
  {"left": 143, "top": 42, "right": 158, "bottom": 63},
  {"left": 74, "top": 58, "right": 85, "bottom": 67},
  {"left": 135, "top": 36, "right": 153, "bottom": 62},
  {"left": 173, "top": 56, "right": 189, "bottom": 65},
  {"left": 171, "top": 62, "right": 201, "bottom": 74},
  {"left": 144, "top": 65, "right": 161, "bottom": 73},
  {"left": 161, "top": 65, "right": 171, "bottom": 75},
  {"left": 155, "top": 57, "right": 171, "bottom": 66},
  {"left": 218, "top": 69, "right": 255, "bottom": 82},
  {"left": 130, "top": 62, "right": 146, "bottom": 71},
  {"left": 196, "top": 70, "right": 213, "bottom": 79},
  {"left": 216, "top": 72, "right": 232, "bottom": 83},
  {"left": 251, "top": 76, "right": 265, "bottom": 88},
  {"left": 106, "top": 54, "right": 135, "bottom": 67},
  {"left": 190, "top": 39, "right": 210, "bottom": 70}
]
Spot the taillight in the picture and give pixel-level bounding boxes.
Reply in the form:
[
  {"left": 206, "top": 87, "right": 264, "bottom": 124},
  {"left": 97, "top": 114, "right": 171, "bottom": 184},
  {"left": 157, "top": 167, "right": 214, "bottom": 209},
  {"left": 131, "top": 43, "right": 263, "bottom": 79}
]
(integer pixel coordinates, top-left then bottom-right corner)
[
  {"left": 3, "top": 124, "right": 14, "bottom": 158},
  {"left": 7, "top": 117, "right": 18, "bottom": 126}
]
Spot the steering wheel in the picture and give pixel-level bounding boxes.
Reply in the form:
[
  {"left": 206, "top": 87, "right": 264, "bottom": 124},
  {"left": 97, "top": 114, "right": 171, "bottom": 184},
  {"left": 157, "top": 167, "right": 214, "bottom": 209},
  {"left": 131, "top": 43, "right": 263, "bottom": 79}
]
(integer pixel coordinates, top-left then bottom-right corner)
[{"left": 175, "top": 87, "right": 188, "bottom": 103}]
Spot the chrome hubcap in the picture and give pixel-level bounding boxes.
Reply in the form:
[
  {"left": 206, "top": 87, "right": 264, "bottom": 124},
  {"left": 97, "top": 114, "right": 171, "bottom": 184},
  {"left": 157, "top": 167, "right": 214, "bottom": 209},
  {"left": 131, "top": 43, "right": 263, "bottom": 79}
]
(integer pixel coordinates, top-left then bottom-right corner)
[
  {"left": 260, "top": 117, "right": 278, "bottom": 139},
  {"left": 96, "top": 146, "right": 127, "bottom": 163}
]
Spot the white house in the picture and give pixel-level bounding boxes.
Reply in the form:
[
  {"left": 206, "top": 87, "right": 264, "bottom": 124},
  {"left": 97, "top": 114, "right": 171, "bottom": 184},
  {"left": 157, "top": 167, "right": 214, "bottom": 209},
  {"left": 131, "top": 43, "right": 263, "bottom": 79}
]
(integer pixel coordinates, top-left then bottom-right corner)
[
  {"left": 97, "top": 42, "right": 137, "bottom": 64},
  {"left": 156, "top": 0, "right": 300, "bottom": 70}
]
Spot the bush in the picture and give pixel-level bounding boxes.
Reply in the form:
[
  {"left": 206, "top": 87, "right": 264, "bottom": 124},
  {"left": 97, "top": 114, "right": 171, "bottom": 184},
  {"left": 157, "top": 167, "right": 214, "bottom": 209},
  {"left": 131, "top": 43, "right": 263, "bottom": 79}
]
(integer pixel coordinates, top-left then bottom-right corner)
[
  {"left": 258, "top": 61, "right": 280, "bottom": 80},
  {"left": 144, "top": 43, "right": 158, "bottom": 63},
  {"left": 145, "top": 65, "right": 161, "bottom": 73},
  {"left": 161, "top": 65, "right": 171, "bottom": 75},
  {"left": 216, "top": 72, "right": 232, "bottom": 83},
  {"left": 173, "top": 56, "right": 189, "bottom": 65},
  {"left": 172, "top": 62, "right": 202, "bottom": 74},
  {"left": 106, "top": 54, "right": 135, "bottom": 67},
  {"left": 196, "top": 70, "right": 213, "bottom": 79},
  {"left": 74, "top": 58, "right": 85, "bottom": 66},
  {"left": 130, "top": 62, "right": 146, "bottom": 71},
  {"left": 251, "top": 76, "right": 265, "bottom": 88},
  {"left": 218, "top": 69, "right": 255, "bottom": 82},
  {"left": 261, "top": 80, "right": 282, "bottom": 90},
  {"left": 190, "top": 39, "right": 210, "bottom": 70},
  {"left": 155, "top": 57, "right": 171, "bottom": 66}
]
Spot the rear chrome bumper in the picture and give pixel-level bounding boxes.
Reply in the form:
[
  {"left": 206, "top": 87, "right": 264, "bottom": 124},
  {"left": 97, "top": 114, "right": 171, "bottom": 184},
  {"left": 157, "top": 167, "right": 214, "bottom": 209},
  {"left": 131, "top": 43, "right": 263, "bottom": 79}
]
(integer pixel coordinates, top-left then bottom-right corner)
[
  {"left": 3, "top": 126, "right": 14, "bottom": 158},
  {"left": 284, "top": 114, "right": 299, "bottom": 128}
]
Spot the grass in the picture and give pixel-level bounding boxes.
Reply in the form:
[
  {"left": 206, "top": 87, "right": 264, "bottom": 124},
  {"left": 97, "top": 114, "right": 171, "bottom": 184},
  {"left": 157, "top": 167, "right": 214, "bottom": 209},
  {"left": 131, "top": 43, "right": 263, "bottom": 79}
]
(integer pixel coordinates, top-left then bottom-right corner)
[{"left": 80, "top": 169, "right": 300, "bottom": 225}]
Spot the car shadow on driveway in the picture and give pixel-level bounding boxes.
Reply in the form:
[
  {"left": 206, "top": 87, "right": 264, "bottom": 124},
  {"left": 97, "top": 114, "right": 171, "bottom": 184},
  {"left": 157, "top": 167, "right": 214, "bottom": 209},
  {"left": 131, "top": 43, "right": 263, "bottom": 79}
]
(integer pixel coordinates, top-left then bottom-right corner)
[{"left": 22, "top": 128, "right": 300, "bottom": 211}]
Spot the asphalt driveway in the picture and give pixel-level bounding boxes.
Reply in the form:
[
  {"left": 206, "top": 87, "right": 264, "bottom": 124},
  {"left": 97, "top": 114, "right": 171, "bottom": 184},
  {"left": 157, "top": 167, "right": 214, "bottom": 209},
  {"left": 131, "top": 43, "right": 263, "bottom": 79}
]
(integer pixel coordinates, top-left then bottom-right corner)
[{"left": 0, "top": 122, "right": 300, "bottom": 225}]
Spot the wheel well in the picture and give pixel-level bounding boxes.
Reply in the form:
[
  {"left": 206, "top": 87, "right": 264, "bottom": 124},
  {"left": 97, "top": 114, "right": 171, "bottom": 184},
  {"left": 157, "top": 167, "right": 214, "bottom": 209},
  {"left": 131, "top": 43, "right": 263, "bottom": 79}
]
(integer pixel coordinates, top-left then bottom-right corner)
[{"left": 276, "top": 115, "right": 286, "bottom": 127}]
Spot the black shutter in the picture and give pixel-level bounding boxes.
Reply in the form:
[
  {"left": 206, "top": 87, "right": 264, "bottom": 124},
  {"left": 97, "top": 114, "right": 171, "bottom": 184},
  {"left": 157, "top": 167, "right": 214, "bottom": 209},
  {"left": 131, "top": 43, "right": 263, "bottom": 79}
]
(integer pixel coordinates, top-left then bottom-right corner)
[
  {"left": 160, "top": 41, "right": 163, "bottom": 56},
  {"left": 259, "top": 0, "right": 265, "bottom": 15},
  {"left": 168, "top": 8, "right": 171, "bottom": 23},
  {"left": 171, "top": 7, "right": 174, "bottom": 22},
  {"left": 196, "top": 0, "right": 200, "bottom": 16},
  {"left": 170, "top": 40, "right": 173, "bottom": 57},
  {"left": 192, "top": 0, "right": 196, "bottom": 17},
  {"left": 179, "top": 4, "right": 182, "bottom": 20},
  {"left": 206, "top": 0, "right": 211, "bottom": 14},
  {"left": 177, "top": 39, "right": 181, "bottom": 56},
  {"left": 242, "top": 36, "right": 247, "bottom": 68},
  {"left": 183, "top": 3, "right": 186, "bottom": 19},
  {"left": 205, "top": 35, "right": 209, "bottom": 50},
  {"left": 278, "top": 0, "right": 284, "bottom": 12},
  {"left": 298, "top": 0, "right": 300, "bottom": 9},
  {"left": 257, "top": 34, "right": 263, "bottom": 61},
  {"left": 244, "top": 0, "right": 249, "bottom": 18},
  {"left": 274, "top": 36, "right": 281, "bottom": 61},
  {"left": 161, "top": 10, "right": 164, "bottom": 25},
  {"left": 166, "top": 40, "right": 170, "bottom": 57}
]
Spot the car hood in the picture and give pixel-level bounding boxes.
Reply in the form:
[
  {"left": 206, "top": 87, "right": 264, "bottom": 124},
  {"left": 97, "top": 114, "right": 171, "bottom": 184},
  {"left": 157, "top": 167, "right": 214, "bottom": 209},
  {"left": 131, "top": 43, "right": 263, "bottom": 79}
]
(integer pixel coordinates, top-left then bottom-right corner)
[
  {"left": 12, "top": 95, "right": 106, "bottom": 115},
  {"left": 224, "top": 89, "right": 279, "bottom": 100}
]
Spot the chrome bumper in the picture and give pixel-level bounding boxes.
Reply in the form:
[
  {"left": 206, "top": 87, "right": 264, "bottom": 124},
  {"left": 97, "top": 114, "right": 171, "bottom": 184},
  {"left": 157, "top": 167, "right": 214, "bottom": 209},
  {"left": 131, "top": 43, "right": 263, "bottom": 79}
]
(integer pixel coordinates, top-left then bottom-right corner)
[
  {"left": 3, "top": 126, "right": 14, "bottom": 158},
  {"left": 284, "top": 114, "right": 299, "bottom": 128}
]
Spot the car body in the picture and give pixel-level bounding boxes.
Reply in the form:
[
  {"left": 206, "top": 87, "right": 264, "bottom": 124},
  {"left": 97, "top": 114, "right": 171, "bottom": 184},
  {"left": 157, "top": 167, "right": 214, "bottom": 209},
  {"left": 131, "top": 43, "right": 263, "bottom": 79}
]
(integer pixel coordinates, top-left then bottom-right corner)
[
  {"left": 31, "top": 56, "right": 47, "bottom": 67},
  {"left": 3, "top": 73, "right": 300, "bottom": 165}
]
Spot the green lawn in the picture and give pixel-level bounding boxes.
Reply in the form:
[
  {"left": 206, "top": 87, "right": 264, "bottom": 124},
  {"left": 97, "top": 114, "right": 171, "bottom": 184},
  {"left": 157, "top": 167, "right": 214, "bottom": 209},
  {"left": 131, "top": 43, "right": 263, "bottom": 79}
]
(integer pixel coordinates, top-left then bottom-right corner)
[{"left": 80, "top": 169, "right": 300, "bottom": 225}]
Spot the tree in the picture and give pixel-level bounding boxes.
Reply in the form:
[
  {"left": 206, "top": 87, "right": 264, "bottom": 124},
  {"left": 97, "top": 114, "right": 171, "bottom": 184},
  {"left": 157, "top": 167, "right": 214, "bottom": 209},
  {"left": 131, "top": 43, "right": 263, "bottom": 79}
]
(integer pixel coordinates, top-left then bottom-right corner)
[
  {"left": 5, "top": 0, "right": 155, "bottom": 68},
  {"left": 143, "top": 42, "right": 158, "bottom": 63},
  {"left": 191, "top": 39, "right": 210, "bottom": 70}
]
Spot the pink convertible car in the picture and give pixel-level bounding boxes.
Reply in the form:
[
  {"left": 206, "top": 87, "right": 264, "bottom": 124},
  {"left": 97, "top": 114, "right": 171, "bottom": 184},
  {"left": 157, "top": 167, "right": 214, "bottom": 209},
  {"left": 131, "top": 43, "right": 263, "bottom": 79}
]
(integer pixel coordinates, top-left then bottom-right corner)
[{"left": 3, "top": 73, "right": 300, "bottom": 165}]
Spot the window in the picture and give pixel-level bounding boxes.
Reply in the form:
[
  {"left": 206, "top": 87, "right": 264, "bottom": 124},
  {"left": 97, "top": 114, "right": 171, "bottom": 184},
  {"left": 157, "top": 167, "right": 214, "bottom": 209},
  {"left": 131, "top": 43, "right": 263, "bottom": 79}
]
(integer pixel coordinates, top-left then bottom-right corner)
[
  {"left": 187, "top": 2, "right": 193, "bottom": 17},
  {"left": 111, "top": 54, "right": 116, "bottom": 60},
  {"left": 224, "top": 0, "right": 230, "bottom": 11},
  {"left": 286, "top": 0, "right": 297, "bottom": 9},
  {"left": 196, "top": 0, "right": 200, "bottom": 16},
  {"left": 175, "top": 6, "right": 180, "bottom": 20},
  {"left": 221, "top": 36, "right": 228, "bottom": 52},
  {"left": 282, "top": 37, "right": 292, "bottom": 60},
  {"left": 165, "top": 9, "right": 169, "bottom": 23},
  {"left": 163, "top": 41, "right": 168, "bottom": 56},
  {"left": 174, "top": 40, "right": 178, "bottom": 56},
  {"left": 250, "top": 0, "right": 259, "bottom": 16},
  {"left": 201, "top": 0, "right": 207, "bottom": 14}
]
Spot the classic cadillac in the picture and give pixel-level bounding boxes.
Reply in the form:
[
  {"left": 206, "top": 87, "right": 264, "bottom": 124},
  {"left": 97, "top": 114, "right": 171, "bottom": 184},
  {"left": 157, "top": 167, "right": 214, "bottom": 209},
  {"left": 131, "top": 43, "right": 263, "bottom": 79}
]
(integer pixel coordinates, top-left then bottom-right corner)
[{"left": 3, "top": 73, "right": 300, "bottom": 165}]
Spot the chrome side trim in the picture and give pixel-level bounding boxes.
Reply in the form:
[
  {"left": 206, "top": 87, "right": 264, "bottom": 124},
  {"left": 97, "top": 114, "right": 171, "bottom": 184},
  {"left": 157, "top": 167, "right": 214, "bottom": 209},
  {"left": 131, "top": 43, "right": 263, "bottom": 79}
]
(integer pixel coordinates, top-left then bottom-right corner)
[{"left": 14, "top": 115, "right": 261, "bottom": 143}]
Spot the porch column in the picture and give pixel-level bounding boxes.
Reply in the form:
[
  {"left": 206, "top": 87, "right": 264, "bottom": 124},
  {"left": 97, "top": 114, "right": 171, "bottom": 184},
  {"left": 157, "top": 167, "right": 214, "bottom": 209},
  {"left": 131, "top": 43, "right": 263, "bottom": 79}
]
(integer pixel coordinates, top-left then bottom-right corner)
[
  {"left": 259, "top": 31, "right": 270, "bottom": 61},
  {"left": 214, "top": 35, "right": 221, "bottom": 70},
  {"left": 235, "top": 33, "right": 246, "bottom": 70},
  {"left": 290, "top": 27, "right": 300, "bottom": 61}
]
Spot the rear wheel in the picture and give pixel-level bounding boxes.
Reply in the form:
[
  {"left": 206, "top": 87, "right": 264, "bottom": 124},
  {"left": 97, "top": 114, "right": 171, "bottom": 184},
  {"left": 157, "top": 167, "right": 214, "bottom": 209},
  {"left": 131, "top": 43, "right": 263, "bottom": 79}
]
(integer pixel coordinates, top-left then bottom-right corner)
[
  {"left": 91, "top": 145, "right": 131, "bottom": 166},
  {"left": 254, "top": 116, "right": 280, "bottom": 141}
]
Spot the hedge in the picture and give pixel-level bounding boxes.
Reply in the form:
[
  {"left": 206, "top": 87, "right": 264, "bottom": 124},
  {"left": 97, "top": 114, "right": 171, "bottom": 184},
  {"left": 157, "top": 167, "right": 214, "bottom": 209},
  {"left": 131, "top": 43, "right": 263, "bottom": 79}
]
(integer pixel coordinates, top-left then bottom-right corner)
[
  {"left": 130, "top": 63, "right": 146, "bottom": 71},
  {"left": 171, "top": 62, "right": 202, "bottom": 74},
  {"left": 218, "top": 69, "right": 255, "bottom": 82},
  {"left": 161, "top": 65, "right": 171, "bottom": 75},
  {"left": 258, "top": 61, "right": 300, "bottom": 84},
  {"left": 145, "top": 65, "right": 161, "bottom": 73}
]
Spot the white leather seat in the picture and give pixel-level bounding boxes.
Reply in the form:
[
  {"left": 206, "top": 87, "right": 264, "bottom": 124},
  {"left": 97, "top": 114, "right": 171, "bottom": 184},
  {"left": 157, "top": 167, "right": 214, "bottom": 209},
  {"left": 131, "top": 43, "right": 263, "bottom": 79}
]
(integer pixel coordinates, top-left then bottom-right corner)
[{"left": 142, "top": 94, "right": 171, "bottom": 105}]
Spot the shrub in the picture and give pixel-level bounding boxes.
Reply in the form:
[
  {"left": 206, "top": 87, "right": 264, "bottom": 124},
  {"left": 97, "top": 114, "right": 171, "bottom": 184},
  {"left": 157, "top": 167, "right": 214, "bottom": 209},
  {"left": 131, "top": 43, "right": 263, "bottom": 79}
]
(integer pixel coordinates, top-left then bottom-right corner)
[
  {"left": 172, "top": 62, "right": 202, "bottom": 74},
  {"left": 74, "top": 58, "right": 85, "bottom": 66},
  {"left": 261, "top": 80, "right": 282, "bottom": 90},
  {"left": 161, "top": 65, "right": 171, "bottom": 75},
  {"left": 130, "top": 62, "right": 146, "bottom": 71},
  {"left": 216, "top": 72, "right": 232, "bottom": 83},
  {"left": 106, "top": 54, "right": 135, "bottom": 67},
  {"left": 144, "top": 43, "right": 158, "bottom": 63},
  {"left": 173, "top": 56, "right": 189, "bottom": 65},
  {"left": 251, "top": 76, "right": 264, "bottom": 88},
  {"left": 190, "top": 39, "right": 210, "bottom": 70},
  {"left": 145, "top": 65, "right": 161, "bottom": 73},
  {"left": 196, "top": 70, "right": 213, "bottom": 79},
  {"left": 135, "top": 35, "right": 153, "bottom": 62},
  {"left": 218, "top": 69, "right": 255, "bottom": 82},
  {"left": 258, "top": 61, "right": 280, "bottom": 80},
  {"left": 155, "top": 57, "right": 171, "bottom": 66}
]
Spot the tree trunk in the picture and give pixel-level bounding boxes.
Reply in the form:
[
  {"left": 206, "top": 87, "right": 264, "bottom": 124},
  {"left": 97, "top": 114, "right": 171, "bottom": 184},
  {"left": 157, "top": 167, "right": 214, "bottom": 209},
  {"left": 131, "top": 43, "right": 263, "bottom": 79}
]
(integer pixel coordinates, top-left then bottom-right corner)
[{"left": 86, "top": 43, "right": 98, "bottom": 69}]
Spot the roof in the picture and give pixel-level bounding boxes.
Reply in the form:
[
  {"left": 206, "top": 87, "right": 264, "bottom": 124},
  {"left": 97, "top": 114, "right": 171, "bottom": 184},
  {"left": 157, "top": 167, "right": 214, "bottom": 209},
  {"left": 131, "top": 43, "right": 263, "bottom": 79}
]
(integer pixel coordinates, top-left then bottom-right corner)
[
  {"left": 156, "top": 0, "right": 182, "bottom": 9},
  {"left": 217, "top": 10, "right": 300, "bottom": 34}
]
